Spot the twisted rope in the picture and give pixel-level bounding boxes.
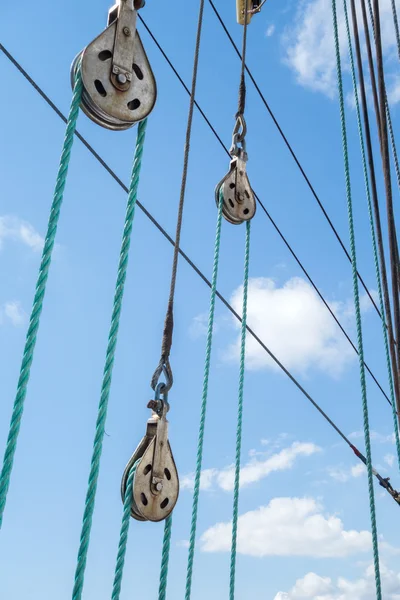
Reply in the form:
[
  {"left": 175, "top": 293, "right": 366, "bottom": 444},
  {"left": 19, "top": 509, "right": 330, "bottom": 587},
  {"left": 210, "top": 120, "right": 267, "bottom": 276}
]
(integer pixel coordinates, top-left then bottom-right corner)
[
  {"left": 71, "top": 119, "right": 148, "bottom": 600},
  {"left": 158, "top": 516, "right": 173, "bottom": 600},
  {"left": 332, "top": 1, "right": 382, "bottom": 596},
  {"left": 111, "top": 462, "right": 139, "bottom": 600},
  {"left": 229, "top": 221, "right": 251, "bottom": 600},
  {"left": 344, "top": 0, "right": 400, "bottom": 470},
  {"left": 0, "top": 65, "right": 83, "bottom": 528},
  {"left": 184, "top": 190, "right": 224, "bottom": 600}
]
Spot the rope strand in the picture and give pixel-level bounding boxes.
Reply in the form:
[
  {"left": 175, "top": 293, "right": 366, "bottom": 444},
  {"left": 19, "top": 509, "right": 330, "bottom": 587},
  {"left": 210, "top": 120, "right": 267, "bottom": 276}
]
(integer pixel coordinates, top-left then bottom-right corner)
[
  {"left": 185, "top": 191, "right": 224, "bottom": 600},
  {"left": 346, "top": 0, "right": 400, "bottom": 468},
  {"left": 158, "top": 516, "right": 173, "bottom": 600},
  {"left": 71, "top": 119, "right": 148, "bottom": 600},
  {"left": 332, "top": 1, "right": 382, "bottom": 595},
  {"left": 111, "top": 462, "right": 139, "bottom": 600},
  {"left": 229, "top": 222, "right": 251, "bottom": 600},
  {"left": 0, "top": 65, "right": 82, "bottom": 528}
]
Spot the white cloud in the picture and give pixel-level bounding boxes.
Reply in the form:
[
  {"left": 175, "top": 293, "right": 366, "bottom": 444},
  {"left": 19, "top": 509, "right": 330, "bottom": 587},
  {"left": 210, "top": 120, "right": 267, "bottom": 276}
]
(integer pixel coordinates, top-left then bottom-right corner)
[
  {"left": 266, "top": 23, "right": 276, "bottom": 37},
  {"left": 328, "top": 462, "right": 366, "bottom": 482},
  {"left": 274, "top": 563, "right": 400, "bottom": 599},
  {"left": 0, "top": 215, "right": 43, "bottom": 252},
  {"left": 283, "top": 0, "right": 400, "bottom": 102},
  {"left": 181, "top": 468, "right": 219, "bottom": 492},
  {"left": 349, "top": 430, "right": 395, "bottom": 444},
  {"left": 275, "top": 572, "right": 333, "bottom": 599},
  {"left": 181, "top": 441, "right": 320, "bottom": 492},
  {"left": 200, "top": 496, "right": 372, "bottom": 557},
  {"left": 223, "top": 277, "right": 374, "bottom": 377},
  {"left": 0, "top": 301, "right": 27, "bottom": 327},
  {"left": 384, "top": 453, "right": 396, "bottom": 467}
]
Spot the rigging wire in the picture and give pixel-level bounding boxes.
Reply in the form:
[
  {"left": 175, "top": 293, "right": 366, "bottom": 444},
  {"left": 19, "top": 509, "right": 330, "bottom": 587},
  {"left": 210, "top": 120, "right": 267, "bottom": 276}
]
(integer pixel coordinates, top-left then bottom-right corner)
[
  {"left": 150, "top": 0, "right": 205, "bottom": 392},
  {"left": 370, "top": 0, "right": 400, "bottom": 418},
  {"left": 350, "top": 0, "right": 400, "bottom": 431},
  {"left": 136, "top": 20, "right": 393, "bottom": 406},
  {"left": 1, "top": 44, "right": 399, "bottom": 506},
  {"left": 207, "top": 0, "right": 383, "bottom": 320},
  {"left": 348, "top": 0, "right": 400, "bottom": 461},
  {"left": 333, "top": 0, "right": 382, "bottom": 593}
]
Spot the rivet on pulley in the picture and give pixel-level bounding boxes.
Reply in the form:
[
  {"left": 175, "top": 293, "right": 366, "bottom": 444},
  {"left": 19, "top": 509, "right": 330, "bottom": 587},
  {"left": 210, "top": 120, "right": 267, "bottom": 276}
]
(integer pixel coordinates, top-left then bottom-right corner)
[
  {"left": 120, "top": 384, "right": 179, "bottom": 522},
  {"left": 70, "top": 0, "right": 156, "bottom": 131}
]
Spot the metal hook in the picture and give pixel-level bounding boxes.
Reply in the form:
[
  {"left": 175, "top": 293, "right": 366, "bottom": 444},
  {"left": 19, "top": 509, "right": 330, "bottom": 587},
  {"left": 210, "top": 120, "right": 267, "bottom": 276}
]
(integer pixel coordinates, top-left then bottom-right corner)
[{"left": 230, "top": 115, "right": 247, "bottom": 156}]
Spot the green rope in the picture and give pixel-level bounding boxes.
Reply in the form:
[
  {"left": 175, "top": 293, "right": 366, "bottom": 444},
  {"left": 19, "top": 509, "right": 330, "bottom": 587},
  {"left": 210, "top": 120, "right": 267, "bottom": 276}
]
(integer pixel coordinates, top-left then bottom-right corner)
[
  {"left": 0, "top": 66, "right": 83, "bottom": 529},
  {"left": 229, "top": 221, "right": 251, "bottom": 600},
  {"left": 343, "top": 0, "right": 400, "bottom": 471},
  {"left": 111, "top": 462, "right": 139, "bottom": 600},
  {"left": 332, "top": 2, "right": 382, "bottom": 597},
  {"left": 111, "top": 467, "right": 172, "bottom": 600},
  {"left": 72, "top": 118, "right": 148, "bottom": 600},
  {"left": 184, "top": 190, "right": 224, "bottom": 600},
  {"left": 390, "top": 0, "right": 400, "bottom": 64},
  {"left": 386, "top": 105, "right": 400, "bottom": 196},
  {"left": 158, "top": 516, "right": 173, "bottom": 600}
]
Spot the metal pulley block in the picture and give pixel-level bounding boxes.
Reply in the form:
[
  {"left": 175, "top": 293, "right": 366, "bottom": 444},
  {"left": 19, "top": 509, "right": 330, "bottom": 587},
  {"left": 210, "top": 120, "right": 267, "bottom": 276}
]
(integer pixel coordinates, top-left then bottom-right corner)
[
  {"left": 71, "top": 0, "right": 156, "bottom": 130},
  {"left": 236, "top": 0, "right": 262, "bottom": 25},
  {"left": 215, "top": 114, "right": 256, "bottom": 224},
  {"left": 215, "top": 151, "right": 256, "bottom": 224},
  {"left": 121, "top": 386, "right": 179, "bottom": 522}
]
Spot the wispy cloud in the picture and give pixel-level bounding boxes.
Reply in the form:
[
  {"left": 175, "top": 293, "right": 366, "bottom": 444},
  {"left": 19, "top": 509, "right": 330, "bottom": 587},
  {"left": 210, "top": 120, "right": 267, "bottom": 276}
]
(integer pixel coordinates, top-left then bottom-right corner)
[
  {"left": 181, "top": 441, "right": 321, "bottom": 492},
  {"left": 0, "top": 301, "right": 27, "bottom": 327},
  {"left": 283, "top": 0, "right": 400, "bottom": 103},
  {"left": 266, "top": 23, "right": 276, "bottom": 37},
  {"left": 0, "top": 215, "right": 43, "bottom": 252},
  {"left": 327, "top": 462, "right": 366, "bottom": 482},
  {"left": 274, "top": 562, "right": 400, "bottom": 599},
  {"left": 349, "top": 430, "right": 395, "bottom": 444}
]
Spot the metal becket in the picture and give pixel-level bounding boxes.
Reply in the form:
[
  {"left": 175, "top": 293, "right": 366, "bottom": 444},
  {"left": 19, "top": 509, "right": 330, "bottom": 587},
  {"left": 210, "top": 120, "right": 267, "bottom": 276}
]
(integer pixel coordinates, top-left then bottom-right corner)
[
  {"left": 121, "top": 386, "right": 179, "bottom": 522},
  {"left": 215, "top": 116, "right": 256, "bottom": 225},
  {"left": 70, "top": 0, "right": 156, "bottom": 130}
]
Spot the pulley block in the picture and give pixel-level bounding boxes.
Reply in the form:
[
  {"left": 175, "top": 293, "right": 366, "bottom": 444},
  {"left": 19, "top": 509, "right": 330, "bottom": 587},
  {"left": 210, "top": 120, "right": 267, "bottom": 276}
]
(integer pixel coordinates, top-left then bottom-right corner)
[
  {"left": 121, "top": 389, "right": 179, "bottom": 522},
  {"left": 215, "top": 151, "right": 256, "bottom": 224},
  {"left": 236, "top": 0, "right": 262, "bottom": 25},
  {"left": 71, "top": 0, "right": 156, "bottom": 130}
]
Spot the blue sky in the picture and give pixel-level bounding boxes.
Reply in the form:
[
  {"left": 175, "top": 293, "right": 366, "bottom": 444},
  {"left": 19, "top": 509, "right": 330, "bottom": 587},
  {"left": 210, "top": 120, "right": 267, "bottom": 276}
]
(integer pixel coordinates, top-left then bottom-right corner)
[{"left": 1, "top": 0, "right": 400, "bottom": 598}]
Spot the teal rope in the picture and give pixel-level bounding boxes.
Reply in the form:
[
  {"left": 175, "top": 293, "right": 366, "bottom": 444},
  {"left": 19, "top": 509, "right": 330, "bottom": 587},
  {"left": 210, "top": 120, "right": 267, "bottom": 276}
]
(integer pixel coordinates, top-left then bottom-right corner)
[
  {"left": 229, "top": 221, "right": 251, "bottom": 600},
  {"left": 111, "top": 461, "right": 139, "bottom": 600},
  {"left": 158, "top": 516, "right": 173, "bottom": 600},
  {"left": 390, "top": 0, "right": 400, "bottom": 64},
  {"left": 71, "top": 118, "right": 148, "bottom": 600},
  {"left": 184, "top": 190, "right": 224, "bottom": 600},
  {"left": 343, "top": 0, "right": 400, "bottom": 471},
  {"left": 0, "top": 66, "right": 83, "bottom": 529},
  {"left": 332, "top": 1, "right": 382, "bottom": 597}
]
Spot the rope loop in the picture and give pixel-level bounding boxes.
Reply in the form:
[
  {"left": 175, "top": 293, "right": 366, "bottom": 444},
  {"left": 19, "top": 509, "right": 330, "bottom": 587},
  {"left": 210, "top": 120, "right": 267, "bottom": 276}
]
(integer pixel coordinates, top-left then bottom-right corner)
[{"left": 151, "top": 359, "right": 173, "bottom": 393}]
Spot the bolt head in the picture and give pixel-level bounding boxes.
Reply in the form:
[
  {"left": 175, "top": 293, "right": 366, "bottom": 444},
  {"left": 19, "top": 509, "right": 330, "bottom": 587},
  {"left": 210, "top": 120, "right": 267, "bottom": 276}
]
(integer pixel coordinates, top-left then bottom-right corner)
[
  {"left": 113, "top": 66, "right": 119, "bottom": 74},
  {"left": 117, "top": 73, "right": 127, "bottom": 85},
  {"left": 156, "top": 482, "right": 163, "bottom": 492},
  {"left": 123, "top": 26, "right": 131, "bottom": 36}
]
